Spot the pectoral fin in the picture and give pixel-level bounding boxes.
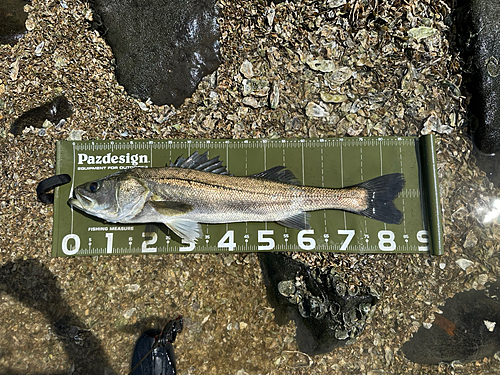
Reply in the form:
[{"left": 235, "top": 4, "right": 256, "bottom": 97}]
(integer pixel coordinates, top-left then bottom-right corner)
[
  {"left": 165, "top": 218, "right": 201, "bottom": 243},
  {"left": 277, "top": 212, "right": 310, "bottom": 230},
  {"left": 149, "top": 200, "right": 193, "bottom": 215}
]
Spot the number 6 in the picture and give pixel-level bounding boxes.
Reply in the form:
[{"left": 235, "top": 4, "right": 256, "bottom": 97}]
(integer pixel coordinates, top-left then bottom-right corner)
[{"left": 298, "top": 230, "right": 316, "bottom": 250}]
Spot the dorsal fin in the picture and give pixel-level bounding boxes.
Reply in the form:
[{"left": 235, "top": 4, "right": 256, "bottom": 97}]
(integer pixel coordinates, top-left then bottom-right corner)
[
  {"left": 170, "top": 151, "right": 232, "bottom": 175},
  {"left": 250, "top": 166, "right": 301, "bottom": 185}
]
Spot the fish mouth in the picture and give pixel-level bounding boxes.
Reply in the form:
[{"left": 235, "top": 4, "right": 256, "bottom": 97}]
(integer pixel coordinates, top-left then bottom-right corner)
[
  {"left": 68, "top": 197, "right": 82, "bottom": 209},
  {"left": 68, "top": 191, "right": 92, "bottom": 210}
]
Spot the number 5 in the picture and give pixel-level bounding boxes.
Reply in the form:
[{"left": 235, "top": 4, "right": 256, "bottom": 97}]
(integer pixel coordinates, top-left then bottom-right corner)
[{"left": 258, "top": 230, "right": 275, "bottom": 250}]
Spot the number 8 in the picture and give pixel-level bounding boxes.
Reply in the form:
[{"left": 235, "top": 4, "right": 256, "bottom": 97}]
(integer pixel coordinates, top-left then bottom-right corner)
[{"left": 378, "top": 230, "right": 396, "bottom": 251}]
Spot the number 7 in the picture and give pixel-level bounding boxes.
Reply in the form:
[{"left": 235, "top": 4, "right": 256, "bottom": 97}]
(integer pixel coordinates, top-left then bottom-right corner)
[{"left": 338, "top": 229, "right": 355, "bottom": 250}]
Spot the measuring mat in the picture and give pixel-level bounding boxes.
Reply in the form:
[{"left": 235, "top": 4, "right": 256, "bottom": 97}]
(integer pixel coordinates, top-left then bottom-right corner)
[{"left": 52, "top": 136, "right": 443, "bottom": 257}]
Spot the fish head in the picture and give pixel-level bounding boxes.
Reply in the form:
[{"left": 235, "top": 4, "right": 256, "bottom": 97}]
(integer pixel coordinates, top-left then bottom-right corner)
[{"left": 68, "top": 172, "right": 150, "bottom": 222}]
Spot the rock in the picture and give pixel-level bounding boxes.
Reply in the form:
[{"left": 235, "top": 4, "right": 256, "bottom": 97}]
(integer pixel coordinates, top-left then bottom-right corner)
[
  {"left": 259, "top": 253, "right": 378, "bottom": 355},
  {"left": 90, "top": 0, "right": 221, "bottom": 107},
  {"left": 456, "top": 258, "right": 474, "bottom": 271},
  {"left": 320, "top": 92, "right": 347, "bottom": 103},
  {"left": 269, "top": 81, "right": 279, "bottom": 109},
  {"left": 408, "top": 27, "right": 437, "bottom": 41},
  {"left": 463, "top": 230, "right": 478, "bottom": 248},
  {"left": 66, "top": 129, "right": 85, "bottom": 141},
  {"left": 326, "top": 0, "right": 347, "bottom": 8},
  {"left": 0, "top": 0, "right": 30, "bottom": 46},
  {"left": 242, "top": 78, "right": 269, "bottom": 97},
  {"left": 329, "top": 67, "right": 353, "bottom": 86},
  {"left": 402, "top": 281, "right": 500, "bottom": 364},
  {"left": 242, "top": 96, "right": 260, "bottom": 108},
  {"left": 240, "top": 60, "right": 254, "bottom": 79},
  {"left": 421, "top": 111, "right": 454, "bottom": 135},
  {"left": 123, "top": 307, "right": 136, "bottom": 319},
  {"left": 10, "top": 96, "right": 73, "bottom": 135},
  {"left": 125, "top": 284, "right": 140, "bottom": 292},
  {"left": 266, "top": 8, "right": 275, "bottom": 27},
  {"left": 305, "top": 102, "right": 328, "bottom": 118},
  {"left": 456, "top": 0, "right": 500, "bottom": 153},
  {"left": 306, "top": 59, "right": 335, "bottom": 73}
]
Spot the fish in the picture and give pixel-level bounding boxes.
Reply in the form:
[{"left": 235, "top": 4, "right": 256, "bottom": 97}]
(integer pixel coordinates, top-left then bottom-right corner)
[{"left": 68, "top": 151, "right": 405, "bottom": 243}]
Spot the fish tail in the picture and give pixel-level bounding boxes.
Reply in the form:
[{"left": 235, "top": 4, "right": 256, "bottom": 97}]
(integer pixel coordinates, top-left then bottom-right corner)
[{"left": 355, "top": 173, "right": 405, "bottom": 224}]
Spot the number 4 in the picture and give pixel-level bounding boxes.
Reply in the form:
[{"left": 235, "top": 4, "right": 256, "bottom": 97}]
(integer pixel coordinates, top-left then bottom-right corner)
[{"left": 218, "top": 230, "right": 236, "bottom": 251}]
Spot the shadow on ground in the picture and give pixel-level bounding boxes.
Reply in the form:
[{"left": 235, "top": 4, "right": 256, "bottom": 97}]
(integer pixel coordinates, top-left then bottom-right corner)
[
  {"left": 402, "top": 281, "right": 500, "bottom": 364},
  {"left": 0, "top": 259, "right": 114, "bottom": 375}
]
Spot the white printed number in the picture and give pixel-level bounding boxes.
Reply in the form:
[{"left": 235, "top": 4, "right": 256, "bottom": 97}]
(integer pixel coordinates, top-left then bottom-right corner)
[
  {"left": 417, "top": 230, "right": 429, "bottom": 251},
  {"left": 378, "top": 230, "right": 396, "bottom": 251},
  {"left": 218, "top": 230, "right": 236, "bottom": 251},
  {"left": 298, "top": 230, "right": 316, "bottom": 250},
  {"left": 338, "top": 229, "right": 355, "bottom": 251},
  {"left": 179, "top": 240, "right": 196, "bottom": 252},
  {"left": 105, "top": 232, "right": 113, "bottom": 254},
  {"left": 258, "top": 230, "right": 275, "bottom": 250},
  {"left": 62, "top": 234, "right": 80, "bottom": 255},
  {"left": 141, "top": 232, "right": 158, "bottom": 253}
]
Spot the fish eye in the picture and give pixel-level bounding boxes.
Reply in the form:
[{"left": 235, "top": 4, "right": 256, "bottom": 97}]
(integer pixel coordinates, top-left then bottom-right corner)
[{"left": 89, "top": 181, "right": 100, "bottom": 193}]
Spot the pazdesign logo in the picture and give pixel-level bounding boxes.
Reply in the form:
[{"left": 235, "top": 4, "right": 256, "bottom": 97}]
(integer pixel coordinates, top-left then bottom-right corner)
[{"left": 77, "top": 153, "right": 149, "bottom": 166}]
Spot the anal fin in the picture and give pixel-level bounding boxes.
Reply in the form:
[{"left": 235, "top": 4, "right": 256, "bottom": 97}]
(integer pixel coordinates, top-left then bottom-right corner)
[
  {"left": 277, "top": 212, "right": 310, "bottom": 230},
  {"left": 165, "top": 218, "right": 201, "bottom": 243}
]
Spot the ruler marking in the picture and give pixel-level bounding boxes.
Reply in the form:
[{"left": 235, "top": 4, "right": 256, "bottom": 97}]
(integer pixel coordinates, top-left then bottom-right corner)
[
  {"left": 340, "top": 140, "right": 346, "bottom": 229},
  {"left": 360, "top": 143, "right": 363, "bottom": 180},
  {"left": 360, "top": 144, "right": 368, "bottom": 236},
  {"left": 321, "top": 147, "right": 327, "bottom": 233},
  {"left": 379, "top": 140, "right": 387, "bottom": 231},
  {"left": 301, "top": 141, "right": 305, "bottom": 186},
  {"left": 340, "top": 140, "right": 344, "bottom": 186},
  {"left": 264, "top": 141, "right": 267, "bottom": 170},
  {"left": 379, "top": 140, "right": 383, "bottom": 175},
  {"left": 150, "top": 142, "right": 153, "bottom": 167},
  {"left": 70, "top": 142, "right": 77, "bottom": 235},
  {"left": 265, "top": 140, "right": 269, "bottom": 231},
  {"left": 283, "top": 147, "right": 287, "bottom": 236},
  {"left": 399, "top": 145, "right": 407, "bottom": 234}
]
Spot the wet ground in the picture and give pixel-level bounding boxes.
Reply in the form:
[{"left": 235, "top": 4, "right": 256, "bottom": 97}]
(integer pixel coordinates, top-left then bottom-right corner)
[{"left": 1, "top": 0, "right": 500, "bottom": 374}]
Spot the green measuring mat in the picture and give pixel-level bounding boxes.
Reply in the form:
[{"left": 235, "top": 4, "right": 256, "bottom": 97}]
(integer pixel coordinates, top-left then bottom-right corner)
[{"left": 52, "top": 136, "right": 443, "bottom": 257}]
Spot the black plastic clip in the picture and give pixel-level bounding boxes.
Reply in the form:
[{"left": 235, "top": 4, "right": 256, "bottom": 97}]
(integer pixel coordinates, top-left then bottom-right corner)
[{"left": 36, "top": 174, "right": 71, "bottom": 204}]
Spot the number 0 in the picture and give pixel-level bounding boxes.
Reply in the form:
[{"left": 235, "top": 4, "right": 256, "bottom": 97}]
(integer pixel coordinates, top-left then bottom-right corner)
[{"left": 62, "top": 234, "right": 80, "bottom": 255}]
